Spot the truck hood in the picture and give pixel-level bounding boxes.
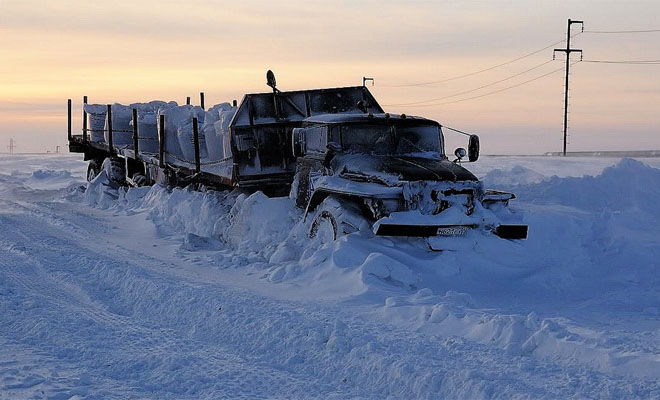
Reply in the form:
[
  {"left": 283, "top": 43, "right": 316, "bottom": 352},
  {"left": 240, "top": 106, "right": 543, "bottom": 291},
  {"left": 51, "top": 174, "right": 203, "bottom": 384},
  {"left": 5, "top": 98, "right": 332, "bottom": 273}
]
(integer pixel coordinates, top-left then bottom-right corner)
[{"left": 336, "top": 154, "right": 478, "bottom": 184}]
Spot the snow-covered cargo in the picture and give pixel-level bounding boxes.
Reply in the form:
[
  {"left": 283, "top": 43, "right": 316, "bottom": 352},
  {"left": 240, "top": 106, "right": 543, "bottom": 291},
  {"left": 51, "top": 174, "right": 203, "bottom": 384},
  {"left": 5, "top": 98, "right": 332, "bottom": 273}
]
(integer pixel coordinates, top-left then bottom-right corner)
[
  {"left": 104, "top": 103, "right": 133, "bottom": 147},
  {"left": 155, "top": 105, "right": 202, "bottom": 163},
  {"left": 132, "top": 101, "right": 177, "bottom": 154},
  {"left": 153, "top": 104, "right": 210, "bottom": 164},
  {"left": 83, "top": 104, "right": 106, "bottom": 143},
  {"left": 134, "top": 113, "right": 159, "bottom": 154},
  {"left": 203, "top": 103, "right": 236, "bottom": 162},
  {"left": 76, "top": 84, "right": 386, "bottom": 189}
]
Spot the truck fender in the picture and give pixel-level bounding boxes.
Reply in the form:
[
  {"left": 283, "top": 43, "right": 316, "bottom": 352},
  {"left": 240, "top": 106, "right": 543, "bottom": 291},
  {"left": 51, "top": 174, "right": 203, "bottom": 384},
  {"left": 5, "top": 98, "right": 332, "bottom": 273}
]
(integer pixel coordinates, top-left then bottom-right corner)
[{"left": 304, "top": 189, "right": 363, "bottom": 222}]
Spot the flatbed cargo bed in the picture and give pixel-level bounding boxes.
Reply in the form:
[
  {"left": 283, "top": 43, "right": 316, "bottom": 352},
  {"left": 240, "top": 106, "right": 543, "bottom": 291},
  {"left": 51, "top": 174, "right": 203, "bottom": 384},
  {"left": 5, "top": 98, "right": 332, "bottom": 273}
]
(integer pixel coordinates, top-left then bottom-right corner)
[{"left": 68, "top": 84, "right": 382, "bottom": 192}]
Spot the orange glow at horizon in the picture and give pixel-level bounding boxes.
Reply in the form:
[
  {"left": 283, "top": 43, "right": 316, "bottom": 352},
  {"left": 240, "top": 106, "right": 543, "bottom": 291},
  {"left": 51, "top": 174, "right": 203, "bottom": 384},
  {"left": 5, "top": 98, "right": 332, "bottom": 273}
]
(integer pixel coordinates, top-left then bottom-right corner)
[{"left": 1, "top": 0, "right": 659, "bottom": 154}]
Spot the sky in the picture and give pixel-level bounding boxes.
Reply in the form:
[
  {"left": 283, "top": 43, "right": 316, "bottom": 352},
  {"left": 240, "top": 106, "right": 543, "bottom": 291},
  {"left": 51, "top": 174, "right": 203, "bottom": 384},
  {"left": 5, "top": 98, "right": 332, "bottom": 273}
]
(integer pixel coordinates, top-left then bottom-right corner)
[{"left": 0, "top": 0, "right": 659, "bottom": 154}]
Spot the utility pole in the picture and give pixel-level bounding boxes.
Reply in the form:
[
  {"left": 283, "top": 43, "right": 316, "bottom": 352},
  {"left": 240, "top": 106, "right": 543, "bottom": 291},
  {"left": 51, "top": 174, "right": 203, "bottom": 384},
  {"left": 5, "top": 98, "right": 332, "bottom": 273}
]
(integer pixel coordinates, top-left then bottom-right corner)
[
  {"left": 8, "top": 138, "right": 16, "bottom": 154},
  {"left": 554, "top": 18, "right": 583, "bottom": 156}
]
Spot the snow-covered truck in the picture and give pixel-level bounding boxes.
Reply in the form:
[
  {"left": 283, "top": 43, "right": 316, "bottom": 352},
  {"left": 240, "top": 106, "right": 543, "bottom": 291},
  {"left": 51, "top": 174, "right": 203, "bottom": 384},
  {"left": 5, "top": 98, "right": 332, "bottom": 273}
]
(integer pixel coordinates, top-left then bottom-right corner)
[
  {"left": 67, "top": 73, "right": 527, "bottom": 241},
  {"left": 290, "top": 113, "right": 527, "bottom": 241}
]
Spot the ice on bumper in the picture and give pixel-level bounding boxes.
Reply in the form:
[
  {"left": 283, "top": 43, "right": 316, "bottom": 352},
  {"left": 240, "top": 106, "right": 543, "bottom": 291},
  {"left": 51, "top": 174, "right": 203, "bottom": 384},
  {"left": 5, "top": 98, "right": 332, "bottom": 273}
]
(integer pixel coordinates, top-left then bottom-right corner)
[
  {"left": 373, "top": 205, "right": 492, "bottom": 236},
  {"left": 374, "top": 180, "right": 525, "bottom": 238}
]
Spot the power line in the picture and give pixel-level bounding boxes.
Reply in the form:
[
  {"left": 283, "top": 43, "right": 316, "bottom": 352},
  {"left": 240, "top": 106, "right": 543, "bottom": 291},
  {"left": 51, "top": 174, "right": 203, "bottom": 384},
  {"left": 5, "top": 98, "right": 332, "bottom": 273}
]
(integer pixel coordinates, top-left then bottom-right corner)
[
  {"left": 387, "top": 63, "right": 573, "bottom": 108},
  {"left": 379, "top": 38, "right": 567, "bottom": 88},
  {"left": 583, "top": 59, "right": 660, "bottom": 64},
  {"left": 383, "top": 59, "right": 554, "bottom": 106},
  {"left": 584, "top": 29, "right": 660, "bottom": 34},
  {"left": 377, "top": 28, "right": 660, "bottom": 88}
]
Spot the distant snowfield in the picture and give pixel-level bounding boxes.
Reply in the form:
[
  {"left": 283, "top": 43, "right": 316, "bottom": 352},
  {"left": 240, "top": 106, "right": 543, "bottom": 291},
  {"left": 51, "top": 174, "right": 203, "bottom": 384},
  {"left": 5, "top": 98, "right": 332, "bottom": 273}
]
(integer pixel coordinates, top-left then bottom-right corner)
[{"left": 2, "top": 154, "right": 660, "bottom": 399}]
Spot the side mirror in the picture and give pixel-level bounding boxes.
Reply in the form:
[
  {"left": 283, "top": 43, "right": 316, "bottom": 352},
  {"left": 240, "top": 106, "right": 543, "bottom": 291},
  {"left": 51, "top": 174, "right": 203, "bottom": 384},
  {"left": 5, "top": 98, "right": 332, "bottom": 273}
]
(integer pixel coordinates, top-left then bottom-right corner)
[
  {"left": 468, "top": 134, "right": 480, "bottom": 162},
  {"left": 292, "top": 128, "right": 306, "bottom": 157}
]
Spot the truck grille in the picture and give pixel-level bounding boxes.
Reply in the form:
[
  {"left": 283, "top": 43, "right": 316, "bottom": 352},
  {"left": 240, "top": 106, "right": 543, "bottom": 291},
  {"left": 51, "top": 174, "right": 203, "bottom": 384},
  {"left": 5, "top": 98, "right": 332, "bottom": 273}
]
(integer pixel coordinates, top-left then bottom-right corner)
[{"left": 403, "top": 181, "right": 482, "bottom": 215}]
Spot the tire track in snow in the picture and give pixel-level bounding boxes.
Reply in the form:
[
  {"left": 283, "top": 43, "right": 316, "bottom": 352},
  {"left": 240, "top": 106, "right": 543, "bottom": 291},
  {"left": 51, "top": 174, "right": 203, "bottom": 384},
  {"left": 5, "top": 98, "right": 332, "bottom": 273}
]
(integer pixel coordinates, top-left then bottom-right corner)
[
  {"left": 2, "top": 199, "right": 659, "bottom": 398},
  {"left": 0, "top": 212, "right": 369, "bottom": 399}
]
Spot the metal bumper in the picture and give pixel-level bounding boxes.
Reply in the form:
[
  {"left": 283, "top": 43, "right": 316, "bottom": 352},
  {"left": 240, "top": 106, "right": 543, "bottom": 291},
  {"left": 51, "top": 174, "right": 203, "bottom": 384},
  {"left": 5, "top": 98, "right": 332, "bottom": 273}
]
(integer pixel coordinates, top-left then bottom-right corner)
[{"left": 374, "top": 223, "right": 527, "bottom": 239}]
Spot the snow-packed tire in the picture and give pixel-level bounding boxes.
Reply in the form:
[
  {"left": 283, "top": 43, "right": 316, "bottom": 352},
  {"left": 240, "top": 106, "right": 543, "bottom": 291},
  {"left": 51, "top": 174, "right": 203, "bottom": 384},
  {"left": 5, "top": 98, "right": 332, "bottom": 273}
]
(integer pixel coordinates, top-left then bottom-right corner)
[
  {"left": 102, "top": 157, "right": 126, "bottom": 185},
  {"left": 132, "top": 173, "right": 148, "bottom": 187},
  {"left": 308, "top": 196, "right": 370, "bottom": 242},
  {"left": 86, "top": 159, "right": 102, "bottom": 182},
  {"left": 291, "top": 164, "right": 311, "bottom": 208}
]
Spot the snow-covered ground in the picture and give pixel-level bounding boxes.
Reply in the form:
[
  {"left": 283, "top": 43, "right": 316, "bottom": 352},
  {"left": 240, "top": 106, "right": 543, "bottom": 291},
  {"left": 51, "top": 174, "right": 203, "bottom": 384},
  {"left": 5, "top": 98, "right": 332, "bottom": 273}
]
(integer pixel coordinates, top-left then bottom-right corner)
[{"left": 2, "top": 153, "right": 660, "bottom": 399}]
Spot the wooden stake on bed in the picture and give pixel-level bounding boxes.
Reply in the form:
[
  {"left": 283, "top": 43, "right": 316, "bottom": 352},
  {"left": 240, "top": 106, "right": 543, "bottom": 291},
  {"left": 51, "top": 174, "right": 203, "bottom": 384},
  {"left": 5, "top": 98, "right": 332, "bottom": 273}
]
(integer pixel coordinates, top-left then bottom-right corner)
[
  {"left": 132, "top": 108, "right": 139, "bottom": 156},
  {"left": 67, "top": 99, "right": 72, "bottom": 141},
  {"left": 82, "top": 95, "right": 88, "bottom": 142},
  {"left": 193, "top": 117, "right": 201, "bottom": 173},
  {"left": 159, "top": 114, "right": 165, "bottom": 168},
  {"left": 106, "top": 104, "right": 113, "bottom": 151},
  {"left": 200, "top": 92, "right": 205, "bottom": 110}
]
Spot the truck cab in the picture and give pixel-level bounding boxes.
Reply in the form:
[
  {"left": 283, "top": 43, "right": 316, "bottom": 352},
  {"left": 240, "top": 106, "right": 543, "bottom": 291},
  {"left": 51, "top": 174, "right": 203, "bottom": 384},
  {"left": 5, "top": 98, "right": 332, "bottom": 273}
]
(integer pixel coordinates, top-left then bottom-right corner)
[{"left": 291, "top": 113, "right": 527, "bottom": 242}]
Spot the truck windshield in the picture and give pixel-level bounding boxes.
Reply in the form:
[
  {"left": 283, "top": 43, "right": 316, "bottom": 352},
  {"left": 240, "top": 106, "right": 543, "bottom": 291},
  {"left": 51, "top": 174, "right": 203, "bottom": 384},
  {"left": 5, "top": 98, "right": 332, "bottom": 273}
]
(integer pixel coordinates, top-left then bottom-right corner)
[{"left": 340, "top": 123, "right": 443, "bottom": 156}]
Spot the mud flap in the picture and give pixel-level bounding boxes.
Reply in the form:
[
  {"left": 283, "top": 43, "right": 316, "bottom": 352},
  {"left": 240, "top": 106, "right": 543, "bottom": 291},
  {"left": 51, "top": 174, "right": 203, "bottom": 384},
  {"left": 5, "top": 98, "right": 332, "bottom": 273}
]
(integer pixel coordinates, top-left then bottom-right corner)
[{"left": 493, "top": 224, "right": 528, "bottom": 240}]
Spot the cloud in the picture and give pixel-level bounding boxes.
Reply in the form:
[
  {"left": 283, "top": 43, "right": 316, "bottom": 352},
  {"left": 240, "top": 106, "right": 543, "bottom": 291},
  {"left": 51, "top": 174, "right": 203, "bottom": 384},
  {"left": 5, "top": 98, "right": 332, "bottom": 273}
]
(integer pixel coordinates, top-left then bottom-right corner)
[{"left": 1, "top": 0, "right": 659, "bottom": 152}]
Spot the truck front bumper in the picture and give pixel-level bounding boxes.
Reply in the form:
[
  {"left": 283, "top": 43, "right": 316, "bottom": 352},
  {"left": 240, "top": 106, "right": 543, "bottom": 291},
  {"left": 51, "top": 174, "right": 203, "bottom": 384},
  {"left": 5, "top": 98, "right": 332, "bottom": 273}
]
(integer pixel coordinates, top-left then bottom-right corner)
[{"left": 372, "top": 210, "right": 527, "bottom": 240}]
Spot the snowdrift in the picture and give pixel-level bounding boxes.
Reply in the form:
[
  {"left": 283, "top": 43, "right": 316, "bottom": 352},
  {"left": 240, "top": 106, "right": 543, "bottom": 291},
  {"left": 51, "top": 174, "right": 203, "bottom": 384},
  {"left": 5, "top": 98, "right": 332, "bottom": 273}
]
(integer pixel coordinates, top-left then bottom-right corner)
[
  {"left": 5, "top": 154, "right": 660, "bottom": 398},
  {"left": 79, "top": 158, "right": 660, "bottom": 379},
  {"left": 25, "top": 169, "right": 76, "bottom": 190}
]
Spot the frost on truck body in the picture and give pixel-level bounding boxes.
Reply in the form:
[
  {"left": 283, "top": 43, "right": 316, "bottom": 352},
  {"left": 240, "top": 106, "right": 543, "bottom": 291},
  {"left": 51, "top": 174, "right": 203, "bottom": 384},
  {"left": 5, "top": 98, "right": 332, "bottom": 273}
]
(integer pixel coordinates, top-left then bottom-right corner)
[{"left": 292, "top": 113, "right": 527, "bottom": 241}]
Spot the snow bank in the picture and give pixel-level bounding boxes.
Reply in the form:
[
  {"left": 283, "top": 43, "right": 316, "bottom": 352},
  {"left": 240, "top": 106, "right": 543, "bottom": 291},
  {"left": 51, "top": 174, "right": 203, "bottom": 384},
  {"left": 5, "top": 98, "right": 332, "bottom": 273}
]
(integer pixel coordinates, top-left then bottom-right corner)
[
  {"left": 482, "top": 165, "right": 547, "bottom": 186},
  {"left": 8, "top": 154, "right": 660, "bottom": 398},
  {"left": 517, "top": 158, "right": 660, "bottom": 214},
  {"left": 224, "top": 191, "right": 299, "bottom": 256},
  {"left": 25, "top": 169, "right": 76, "bottom": 190},
  {"left": 79, "top": 157, "right": 660, "bottom": 380}
]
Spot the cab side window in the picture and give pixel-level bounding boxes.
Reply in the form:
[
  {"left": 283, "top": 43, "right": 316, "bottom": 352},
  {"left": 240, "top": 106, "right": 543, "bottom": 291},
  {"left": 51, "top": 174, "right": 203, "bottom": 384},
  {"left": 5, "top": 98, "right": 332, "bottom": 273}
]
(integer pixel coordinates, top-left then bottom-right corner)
[{"left": 305, "top": 126, "right": 327, "bottom": 154}]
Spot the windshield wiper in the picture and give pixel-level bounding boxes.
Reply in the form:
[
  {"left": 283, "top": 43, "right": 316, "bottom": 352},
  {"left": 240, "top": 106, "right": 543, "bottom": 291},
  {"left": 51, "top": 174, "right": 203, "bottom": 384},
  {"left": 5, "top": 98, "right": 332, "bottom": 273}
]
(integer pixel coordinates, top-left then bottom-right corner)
[
  {"left": 398, "top": 136, "right": 427, "bottom": 154},
  {"left": 340, "top": 170, "right": 392, "bottom": 186}
]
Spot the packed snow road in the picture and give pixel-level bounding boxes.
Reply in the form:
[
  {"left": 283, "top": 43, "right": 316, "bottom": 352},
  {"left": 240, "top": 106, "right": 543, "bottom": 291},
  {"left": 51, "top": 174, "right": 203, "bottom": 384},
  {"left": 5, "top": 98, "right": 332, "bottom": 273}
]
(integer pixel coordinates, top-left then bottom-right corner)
[{"left": 1, "top": 154, "right": 660, "bottom": 399}]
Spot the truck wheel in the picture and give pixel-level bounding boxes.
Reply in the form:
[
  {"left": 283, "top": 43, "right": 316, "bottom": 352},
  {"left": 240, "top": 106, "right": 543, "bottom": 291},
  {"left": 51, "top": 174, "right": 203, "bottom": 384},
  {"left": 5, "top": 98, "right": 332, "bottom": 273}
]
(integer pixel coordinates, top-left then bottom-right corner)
[
  {"left": 308, "top": 196, "right": 369, "bottom": 242},
  {"left": 292, "top": 164, "right": 311, "bottom": 208},
  {"left": 310, "top": 208, "right": 339, "bottom": 242},
  {"left": 86, "top": 159, "right": 102, "bottom": 182},
  {"left": 132, "top": 173, "right": 148, "bottom": 187},
  {"left": 102, "top": 157, "right": 126, "bottom": 185}
]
